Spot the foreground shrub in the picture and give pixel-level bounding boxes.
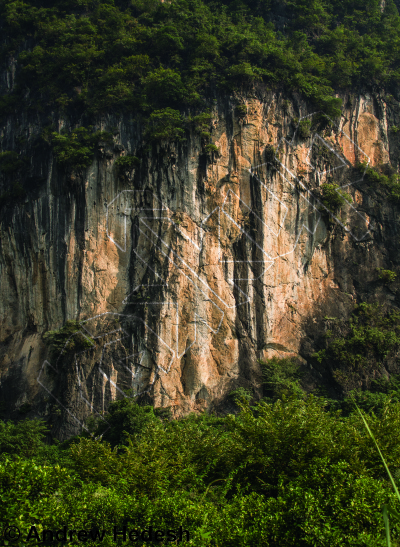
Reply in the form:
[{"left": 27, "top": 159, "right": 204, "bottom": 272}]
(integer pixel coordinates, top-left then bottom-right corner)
[{"left": 2, "top": 396, "right": 400, "bottom": 545}]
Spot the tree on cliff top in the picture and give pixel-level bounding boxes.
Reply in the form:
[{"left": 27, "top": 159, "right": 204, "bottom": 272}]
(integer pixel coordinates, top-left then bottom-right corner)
[{"left": 1, "top": 0, "right": 400, "bottom": 123}]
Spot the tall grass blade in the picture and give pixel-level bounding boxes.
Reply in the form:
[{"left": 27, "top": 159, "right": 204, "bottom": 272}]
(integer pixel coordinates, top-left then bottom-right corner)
[
  {"left": 353, "top": 398, "right": 400, "bottom": 545},
  {"left": 383, "top": 504, "right": 391, "bottom": 547},
  {"left": 353, "top": 400, "right": 400, "bottom": 503}
]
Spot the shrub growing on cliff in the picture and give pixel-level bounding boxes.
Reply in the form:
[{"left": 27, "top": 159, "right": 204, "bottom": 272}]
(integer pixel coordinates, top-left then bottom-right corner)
[
  {"left": 190, "top": 111, "right": 212, "bottom": 134},
  {"left": 297, "top": 118, "right": 312, "bottom": 139},
  {"left": 320, "top": 182, "right": 352, "bottom": 213},
  {"left": 144, "top": 108, "right": 185, "bottom": 142},
  {"left": 51, "top": 127, "right": 113, "bottom": 171},
  {"left": 313, "top": 303, "right": 400, "bottom": 394},
  {"left": 235, "top": 104, "right": 247, "bottom": 118},
  {"left": 43, "top": 320, "right": 94, "bottom": 360},
  {"left": 361, "top": 163, "right": 400, "bottom": 204},
  {"left": 378, "top": 268, "right": 397, "bottom": 284},
  {"left": 204, "top": 143, "right": 219, "bottom": 155},
  {"left": 0, "top": 151, "right": 25, "bottom": 174},
  {"left": 114, "top": 155, "right": 140, "bottom": 178},
  {"left": 0, "top": 181, "right": 26, "bottom": 209}
]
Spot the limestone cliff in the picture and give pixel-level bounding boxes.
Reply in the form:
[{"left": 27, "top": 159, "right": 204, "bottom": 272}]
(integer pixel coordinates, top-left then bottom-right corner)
[{"left": 1, "top": 90, "right": 400, "bottom": 438}]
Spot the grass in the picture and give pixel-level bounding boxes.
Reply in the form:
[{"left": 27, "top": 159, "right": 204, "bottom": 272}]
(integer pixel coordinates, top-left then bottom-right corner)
[{"left": 354, "top": 396, "right": 400, "bottom": 546}]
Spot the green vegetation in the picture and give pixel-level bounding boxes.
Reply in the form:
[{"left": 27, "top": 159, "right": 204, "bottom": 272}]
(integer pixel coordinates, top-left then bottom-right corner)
[
  {"left": 0, "top": 0, "right": 399, "bottom": 176},
  {"left": 327, "top": 375, "right": 400, "bottom": 417},
  {"left": 0, "top": 419, "right": 48, "bottom": 458},
  {"left": 320, "top": 182, "right": 352, "bottom": 212},
  {"left": 360, "top": 163, "right": 400, "bottom": 204},
  {"left": 0, "top": 150, "right": 29, "bottom": 208},
  {"left": 261, "top": 356, "right": 304, "bottom": 400},
  {"left": 144, "top": 108, "right": 185, "bottom": 142},
  {"left": 0, "top": 180, "right": 26, "bottom": 208},
  {"left": 297, "top": 118, "right": 312, "bottom": 139},
  {"left": 235, "top": 104, "right": 247, "bottom": 118},
  {"left": 43, "top": 320, "right": 95, "bottom": 360},
  {"left": 313, "top": 303, "right": 400, "bottom": 394},
  {"left": 0, "top": 151, "right": 25, "bottom": 174},
  {"left": 51, "top": 127, "right": 113, "bottom": 171},
  {"left": 190, "top": 111, "right": 212, "bottom": 134},
  {"left": 3, "top": 0, "right": 400, "bottom": 542},
  {"left": 228, "top": 386, "right": 253, "bottom": 405},
  {"left": 6, "top": 305, "right": 400, "bottom": 545},
  {"left": 264, "top": 144, "right": 276, "bottom": 163},
  {"left": 378, "top": 268, "right": 397, "bottom": 284},
  {"left": 3, "top": 395, "right": 400, "bottom": 545},
  {"left": 115, "top": 154, "right": 140, "bottom": 178},
  {"left": 354, "top": 399, "right": 400, "bottom": 546},
  {"left": 204, "top": 143, "right": 219, "bottom": 154},
  {"left": 2, "top": 0, "right": 400, "bottom": 127}
]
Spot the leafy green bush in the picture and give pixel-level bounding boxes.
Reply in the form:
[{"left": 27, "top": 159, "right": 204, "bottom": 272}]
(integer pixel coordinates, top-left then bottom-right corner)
[
  {"left": 235, "top": 104, "right": 247, "bottom": 118},
  {"left": 360, "top": 163, "right": 400, "bottom": 204},
  {"left": 228, "top": 387, "right": 253, "bottom": 405},
  {"left": 353, "top": 400, "right": 400, "bottom": 546},
  {"left": 114, "top": 155, "right": 140, "bottom": 174},
  {"left": 313, "top": 303, "right": 400, "bottom": 394},
  {"left": 321, "top": 182, "right": 352, "bottom": 212},
  {"left": 0, "top": 419, "right": 48, "bottom": 459},
  {"left": 144, "top": 108, "right": 185, "bottom": 142},
  {"left": 0, "top": 151, "right": 25, "bottom": 174},
  {"left": 93, "top": 398, "right": 159, "bottom": 447},
  {"left": 4, "top": 395, "right": 400, "bottom": 545},
  {"left": 261, "top": 356, "right": 304, "bottom": 400},
  {"left": 51, "top": 127, "right": 113, "bottom": 171},
  {"left": 204, "top": 143, "right": 219, "bottom": 154},
  {"left": 190, "top": 111, "right": 212, "bottom": 134},
  {"left": 378, "top": 268, "right": 397, "bottom": 284},
  {"left": 142, "top": 67, "right": 191, "bottom": 108},
  {"left": 43, "top": 320, "right": 94, "bottom": 360},
  {"left": 327, "top": 386, "right": 400, "bottom": 418},
  {"left": 297, "top": 118, "right": 312, "bottom": 139}
]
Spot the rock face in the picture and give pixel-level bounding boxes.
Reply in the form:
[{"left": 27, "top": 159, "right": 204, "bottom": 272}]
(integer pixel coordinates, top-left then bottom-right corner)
[{"left": 1, "top": 90, "right": 400, "bottom": 438}]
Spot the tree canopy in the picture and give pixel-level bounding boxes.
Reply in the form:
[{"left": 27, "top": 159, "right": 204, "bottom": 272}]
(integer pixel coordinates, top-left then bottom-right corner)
[{"left": 1, "top": 0, "right": 400, "bottom": 121}]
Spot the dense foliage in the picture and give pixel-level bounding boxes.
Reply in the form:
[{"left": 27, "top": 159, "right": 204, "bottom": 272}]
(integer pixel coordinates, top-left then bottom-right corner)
[
  {"left": 50, "top": 127, "right": 113, "bottom": 169},
  {"left": 320, "top": 182, "right": 352, "bottom": 213},
  {"left": 3, "top": 1, "right": 400, "bottom": 544},
  {"left": 0, "top": 0, "right": 400, "bottom": 196},
  {"left": 10, "top": 304, "right": 400, "bottom": 546},
  {"left": 1, "top": 0, "right": 400, "bottom": 125},
  {"left": 43, "top": 319, "right": 95, "bottom": 360},
  {"left": 359, "top": 162, "right": 400, "bottom": 204},
  {"left": 313, "top": 303, "right": 400, "bottom": 394},
  {"left": 2, "top": 394, "right": 400, "bottom": 546}
]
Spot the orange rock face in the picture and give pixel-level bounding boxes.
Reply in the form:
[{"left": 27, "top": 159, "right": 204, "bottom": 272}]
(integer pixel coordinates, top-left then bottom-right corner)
[{"left": 0, "top": 92, "right": 397, "bottom": 436}]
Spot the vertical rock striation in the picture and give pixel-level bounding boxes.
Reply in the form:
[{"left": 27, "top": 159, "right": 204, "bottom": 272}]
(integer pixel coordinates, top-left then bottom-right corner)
[{"left": 1, "top": 90, "right": 400, "bottom": 438}]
